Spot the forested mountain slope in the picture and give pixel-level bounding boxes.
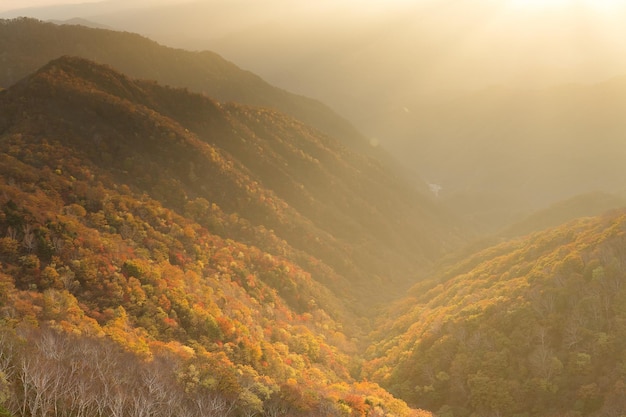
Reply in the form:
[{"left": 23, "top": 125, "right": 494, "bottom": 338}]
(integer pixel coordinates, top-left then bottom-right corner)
[
  {"left": 0, "top": 56, "right": 463, "bottom": 306},
  {"left": 0, "top": 55, "right": 457, "bottom": 416},
  {"left": 365, "top": 209, "right": 626, "bottom": 417},
  {"left": 0, "top": 17, "right": 368, "bottom": 153}
]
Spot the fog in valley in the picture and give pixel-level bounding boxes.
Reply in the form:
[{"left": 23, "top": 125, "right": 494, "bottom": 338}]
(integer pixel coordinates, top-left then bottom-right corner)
[
  {"left": 5, "top": 3, "right": 626, "bottom": 417},
  {"left": 4, "top": 0, "right": 626, "bottom": 230}
]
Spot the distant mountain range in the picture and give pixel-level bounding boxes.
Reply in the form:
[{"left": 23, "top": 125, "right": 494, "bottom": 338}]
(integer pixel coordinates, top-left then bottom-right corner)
[
  {"left": 47, "top": 17, "right": 114, "bottom": 30},
  {"left": 501, "top": 191, "right": 626, "bottom": 238},
  {"left": 4, "top": 18, "right": 625, "bottom": 237},
  {"left": 0, "top": 17, "right": 378, "bottom": 159}
]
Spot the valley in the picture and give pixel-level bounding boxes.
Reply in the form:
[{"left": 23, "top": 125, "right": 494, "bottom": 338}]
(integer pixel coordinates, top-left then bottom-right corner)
[{"left": 0, "top": 11, "right": 625, "bottom": 417}]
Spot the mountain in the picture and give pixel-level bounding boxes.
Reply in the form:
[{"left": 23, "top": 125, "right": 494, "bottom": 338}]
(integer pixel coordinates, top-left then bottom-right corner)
[
  {"left": 501, "top": 191, "right": 626, "bottom": 238},
  {"left": 364, "top": 208, "right": 626, "bottom": 417},
  {"left": 1, "top": 55, "right": 464, "bottom": 305},
  {"left": 5, "top": 0, "right": 626, "bottom": 139},
  {"left": 0, "top": 55, "right": 461, "bottom": 416},
  {"left": 47, "top": 17, "right": 115, "bottom": 30},
  {"left": 4, "top": 6, "right": 626, "bottom": 237},
  {"left": 0, "top": 17, "right": 373, "bottom": 156}
]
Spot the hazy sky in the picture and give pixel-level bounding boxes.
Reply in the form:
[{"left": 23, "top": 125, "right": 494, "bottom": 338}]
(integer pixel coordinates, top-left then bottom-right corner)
[
  {"left": 0, "top": 0, "right": 182, "bottom": 13},
  {"left": 0, "top": 0, "right": 95, "bottom": 12},
  {"left": 4, "top": 0, "right": 626, "bottom": 98}
]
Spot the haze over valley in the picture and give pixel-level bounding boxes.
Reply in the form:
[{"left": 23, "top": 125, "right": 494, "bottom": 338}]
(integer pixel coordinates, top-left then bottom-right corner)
[
  {"left": 4, "top": 0, "right": 626, "bottom": 231},
  {"left": 1, "top": 2, "right": 626, "bottom": 417}
]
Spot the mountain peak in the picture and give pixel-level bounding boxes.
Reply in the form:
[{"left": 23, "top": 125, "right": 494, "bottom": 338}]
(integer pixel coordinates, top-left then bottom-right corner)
[
  {"left": 0, "top": 17, "right": 369, "bottom": 149},
  {"left": 17, "top": 55, "right": 152, "bottom": 104},
  {"left": 1, "top": 55, "right": 466, "bottom": 308}
]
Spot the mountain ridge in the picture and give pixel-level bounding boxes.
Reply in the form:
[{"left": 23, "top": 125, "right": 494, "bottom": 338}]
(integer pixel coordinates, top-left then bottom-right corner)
[
  {"left": 0, "top": 17, "right": 373, "bottom": 155},
  {"left": 0, "top": 54, "right": 469, "bottom": 322},
  {"left": 0, "top": 55, "right": 443, "bottom": 417},
  {"left": 2, "top": 49, "right": 626, "bottom": 417}
]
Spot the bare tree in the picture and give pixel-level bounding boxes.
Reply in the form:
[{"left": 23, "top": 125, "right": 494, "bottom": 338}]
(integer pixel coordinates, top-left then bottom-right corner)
[
  {"left": 19, "top": 352, "right": 56, "bottom": 417},
  {"left": 0, "top": 330, "right": 19, "bottom": 415},
  {"left": 21, "top": 224, "right": 36, "bottom": 252}
]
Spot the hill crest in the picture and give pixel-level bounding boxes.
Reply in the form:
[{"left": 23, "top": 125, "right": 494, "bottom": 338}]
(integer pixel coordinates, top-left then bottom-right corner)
[{"left": 0, "top": 55, "right": 444, "bottom": 417}]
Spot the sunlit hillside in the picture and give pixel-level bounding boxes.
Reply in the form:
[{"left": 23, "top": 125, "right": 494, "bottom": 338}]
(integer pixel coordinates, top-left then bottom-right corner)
[
  {"left": 0, "top": 54, "right": 454, "bottom": 417},
  {"left": 1, "top": 2, "right": 626, "bottom": 417},
  {"left": 365, "top": 209, "right": 626, "bottom": 416}
]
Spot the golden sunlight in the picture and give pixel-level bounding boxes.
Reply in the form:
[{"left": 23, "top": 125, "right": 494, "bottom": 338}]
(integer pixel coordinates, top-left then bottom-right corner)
[
  {"left": 509, "top": 0, "right": 623, "bottom": 11},
  {"left": 509, "top": 0, "right": 568, "bottom": 8}
]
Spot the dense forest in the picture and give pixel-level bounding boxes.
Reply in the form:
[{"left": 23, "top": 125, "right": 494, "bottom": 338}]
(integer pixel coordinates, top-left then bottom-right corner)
[
  {"left": 1, "top": 17, "right": 626, "bottom": 417},
  {"left": 0, "top": 54, "right": 463, "bottom": 304},
  {"left": 0, "top": 54, "right": 449, "bottom": 416},
  {"left": 366, "top": 210, "right": 626, "bottom": 416}
]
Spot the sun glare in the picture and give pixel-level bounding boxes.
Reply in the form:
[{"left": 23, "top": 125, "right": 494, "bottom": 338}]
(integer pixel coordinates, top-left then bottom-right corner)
[
  {"left": 510, "top": 0, "right": 568, "bottom": 8},
  {"left": 508, "top": 0, "right": 624, "bottom": 10},
  {"left": 509, "top": 0, "right": 623, "bottom": 11}
]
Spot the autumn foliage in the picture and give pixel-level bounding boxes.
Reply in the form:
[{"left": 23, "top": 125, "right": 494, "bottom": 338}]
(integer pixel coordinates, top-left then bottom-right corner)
[
  {"left": 365, "top": 210, "right": 626, "bottom": 416},
  {"left": 6, "top": 22, "right": 626, "bottom": 417},
  {"left": 0, "top": 55, "right": 430, "bottom": 416}
]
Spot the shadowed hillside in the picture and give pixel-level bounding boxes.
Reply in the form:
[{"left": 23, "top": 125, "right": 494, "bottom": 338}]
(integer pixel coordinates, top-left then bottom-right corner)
[{"left": 0, "top": 17, "right": 375, "bottom": 156}]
